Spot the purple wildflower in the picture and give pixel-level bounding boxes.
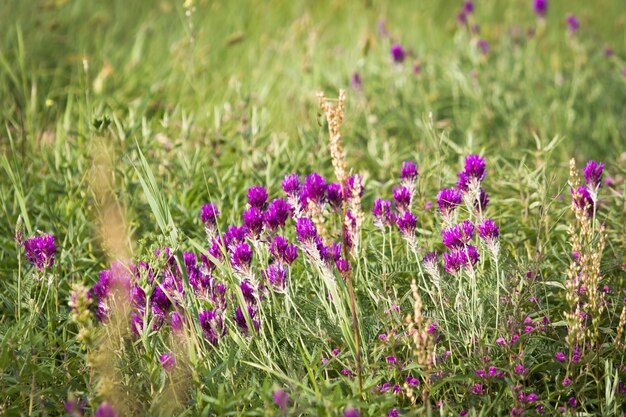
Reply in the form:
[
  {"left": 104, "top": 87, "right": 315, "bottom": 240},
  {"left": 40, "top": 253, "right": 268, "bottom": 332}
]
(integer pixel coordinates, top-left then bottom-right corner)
[
  {"left": 64, "top": 397, "right": 85, "bottom": 417},
  {"left": 534, "top": 0, "right": 547, "bottom": 17},
  {"left": 247, "top": 186, "right": 268, "bottom": 209},
  {"left": 478, "top": 39, "right": 489, "bottom": 54},
  {"left": 478, "top": 219, "right": 499, "bottom": 240},
  {"left": 474, "top": 188, "right": 489, "bottom": 212},
  {"left": 95, "top": 403, "right": 118, "bottom": 417},
  {"left": 344, "top": 407, "right": 360, "bottom": 417},
  {"left": 273, "top": 389, "right": 289, "bottom": 410},
  {"left": 230, "top": 242, "right": 253, "bottom": 276},
  {"left": 327, "top": 183, "right": 344, "bottom": 212},
  {"left": 372, "top": 198, "right": 396, "bottom": 229},
  {"left": 234, "top": 305, "right": 260, "bottom": 334},
  {"left": 265, "top": 264, "right": 288, "bottom": 293},
  {"left": 568, "top": 397, "right": 577, "bottom": 407},
  {"left": 571, "top": 186, "right": 595, "bottom": 217},
  {"left": 391, "top": 44, "right": 406, "bottom": 63},
  {"left": 265, "top": 198, "right": 291, "bottom": 231},
  {"left": 199, "top": 203, "right": 220, "bottom": 229},
  {"left": 436, "top": 187, "right": 462, "bottom": 218},
  {"left": 199, "top": 309, "right": 226, "bottom": 345},
  {"left": 159, "top": 353, "right": 175, "bottom": 370},
  {"left": 301, "top": 172, "right": 327, "bottom": 211},
  {"left": 387, "top": 355, "right": 398, "bottom": 363},
  {"left": 393, "top": 186, "right": 412, "bottom": 213},
  {"left": 239, "top": 280, "right": 257, "bottom": 306},
  {"left": 563, "top": 377, "right": 572, "bottom": 386},
  {"left": 401, "top": 161, "right": 418, "bottom": 186},
  {"left": 407, "top": 377, "right": 420, "bottom": 386},
  {"left": 23, "top": 234, "right": 56, "bottom": 271},
  {"left": 566, "top": 15, "right": 579, "bottom": 34},
  {"left": 396, "top": 211, "right": 417, "bottom": 237},
  {"left": 351, "top": 72, "right": 362, "bottom": 91},
  {"left": 471, "top": 383, "right": 483, "bottom": 395},
  {"left": 243, "top": 207, "right": 264, "bottom": 239},
  {"left": 282, "top": 174, "right": 301, "bottom": 196},
  {"left": 223, "top": 225, "right": 248, "bottom": 249},
  {"left": 388, "top": 409, "right": 399, "bottom": 417},
  {"left": 555, "top": 352, "right": 566, "bottom": 361},
  {"left": 295, "top": 217, "right": 318, "bottom": 246},
  {"left": 582, "top": 160, "right": 604, "bottom": 189},
  {"left": 464, "top": 1, "right": 474, "bottom": 13},
  {"left": 270, "top": 235, "right": 298, "bottom": 265},
  {"left": 463, "top": 154, "right": 487, "bottom": 182},
  {"left": 457, "top": 11, "right": 467, "bottom": 25},
  {"left": 442, "top": 220, "right": 474, "bottom": 249}
]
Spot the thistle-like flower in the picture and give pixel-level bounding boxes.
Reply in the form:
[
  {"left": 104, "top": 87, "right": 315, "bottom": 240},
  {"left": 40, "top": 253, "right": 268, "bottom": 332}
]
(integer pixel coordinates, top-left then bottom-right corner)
[
  {"left": 264, "top": 264, "right": 288, "bottom": 293},
  {"left": 327, "top": 183, "right": 344, "bottom": 212},
  {"left": 243, "top": 207, "right": 264, "bottom": 240},
  {"left": 24, "top": 234, "right": 56, "bottom": 271},
  {"left": 437, "top": 187, "right": 462, "bottom": 223},
  {"left": 401, "top": 161, "right": 419, "bottom": 193},
  {"left": 393, "top": 186, "right": 412, "bottom": 214},
  {"left": 301, "top": 172, "right": 327, "bottom": 214},
  {"left": 396, "top": 211, "right": 417, "bottom": 246},
  {"left": 534, "top": 0, "right": 547, "bottom": 18},
  {"left": 390, "top": 44, "right": 406, "bottom": 63},
  {"left": 566, "top": 15, "right": 579, "bottom": 34},
  {"left": 234, "top": 305, "right": 260, "bottom": 335},
  {"left": 199, "top": 203, "right": 220, "bottom": 239},
  {"left": 230, "top": 242, "right": 253, "bottom": 280},
  {"left": 265, "top": 198, "right": 291, "bottom": 231},
  {"left": 372, "top": 198, "right": 396, "bottom": 230},
  {"left": 582, "top": 160, "right": 603, "bottom": 202},
  {"left": 269, "top": 235, "right": 298, "bottom": 265},
  {"left": 570, "top": 186, "right": 595, "bottom": 218},
  {"left": 247, "top": 186, "right": 268, "bottom": 210},
  {"left": 442, "top": 220, "right": 474, "bottom": 249},
  {"left": 199, "top": 308, "right": 226, "bottom": 345},
  {"left": 478, "top": 219, "right": 500, "bottom": 259}
]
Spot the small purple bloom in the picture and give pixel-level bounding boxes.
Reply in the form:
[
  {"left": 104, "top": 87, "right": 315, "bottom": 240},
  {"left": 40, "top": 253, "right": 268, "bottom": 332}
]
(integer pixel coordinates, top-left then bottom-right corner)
[
  {"left": 372, "top": 198, "right": 396, "bottom": 229},
  {"left": 471, "top": 383, "right": 483, "bottom": 395},
  {"left": 582, "top": 160, "right": 604, "bottom": 189},
  {"left": 464, "top": 1, "right": 474, "bottom": 13},
  {"left": 442, "top": 220, "right": 474, "bottom": 249},
  {"left": 265, "top": 264, "right": 288, "bottom": 293},
  {"left": 243, "top": 207, "right": 264, "bottom": 238},
  {"left": 566, "top": 15, "right": 579, "bottom": 34},
  {"left": 388, "top": 409, "right": 399, "bottom": 417},
  {"left": 95, "top": 403, "right": 118, "bottom": 417},
  {"left": 387, "top": 355, "right": 397, "bottom": 363},
  {"left": 436, "top": 187, "right": 462, "bottom": 217},
  {"left": 295, "top": 217, "right": 318, "bottom": 245},
  {"left": 488, "top": 366, "right": 497, "bottom": 376},
  {"left": 273, "top": 389, "right": 289, "bottom": 410},
  {"left": 474, "top": 188, "right": 489, "bottom": 212},
  {"left": 555, "top": 351, "right": 566, "bottom": 362},
  {"left": 571, "top": 186, "right": 595, "bottom": 217},
  {"left": 282, "top": 174, "right": 301, "bottom": 196},
  {"left": 270, "top": 235, "right": 298, "bottom": 265},
  {"left": 391, "top": 44, "right": 406, "bottom": 63},
  {"left": 247, "top": 186, "right": 268, "bottom": 209},
  {"left": 478, "top": 39, "right": 489, "bottom": 54},
  {"left": 351, "top": 72, "right": 362, "bottom": 91},
  {"left": 406, "top": 376, "right": 419, "bottom": 385},
  {"left": 344, "top": 407, "right": 360, "bottom": 417},
  {"left": 234, "top": 305, "right": 260, "bottom": 334},
  {"left": 23, "top": 234, "right": 56, "bottom": 271},
  {"left": 568, "top": 397, "right": 577, "bottom": 407},
  {"left": 230, "top": 242, "right": 252, "bottom": 274},
  {"left": 300, "top": 172, "right": 327, "bottom": 210},
  {"left": 223, "top": 225, "right": 248, "bottom": 249},
  {"left": 393, "top": 186, "right": 412, "bottom": 213},
  {"left": 475, "top": 369, "right": 486, "bottom": 378},
  {"left": 478, "top": 219, "right": 499, "bottom": 241},
  {"left": 327, "top": 183, "right": 344, "bottom": 211},
  {"left": 264, "top": 198, "right": 291, "bottom": 231},
  {"left": 563, "top": 377, "right": 572, "bottom": 386},
  {"left": 533, "top": 0, "right": 547, "bottom": 17},
  {"left": 199, "top": 309, "right": 226, "bottom": 344},
  {"left": 159, "top": 353, "right": 175, "bottom": 370},
  {"left": 199, "top": 203, "right": 220, "bottom": 226},
  {"left": 401, "top": 161, "right": 418, "bottom": 184},
  {"left": 464, "top": 154, "right": 487, "bottom": 182},
  {"left": 396, "top": 211, "right": 417, "bottom": 237}
]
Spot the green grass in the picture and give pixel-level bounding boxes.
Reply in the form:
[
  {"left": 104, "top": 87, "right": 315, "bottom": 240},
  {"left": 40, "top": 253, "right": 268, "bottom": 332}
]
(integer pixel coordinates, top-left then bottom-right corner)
[{"left": 0, "top": 0, "right": 625, "bottom": 416}]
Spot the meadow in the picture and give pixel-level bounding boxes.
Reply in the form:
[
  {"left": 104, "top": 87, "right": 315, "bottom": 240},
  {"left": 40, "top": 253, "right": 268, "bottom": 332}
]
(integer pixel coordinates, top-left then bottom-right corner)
[{"left": 0, "top": 0, "right": 625, "bottom": 415}]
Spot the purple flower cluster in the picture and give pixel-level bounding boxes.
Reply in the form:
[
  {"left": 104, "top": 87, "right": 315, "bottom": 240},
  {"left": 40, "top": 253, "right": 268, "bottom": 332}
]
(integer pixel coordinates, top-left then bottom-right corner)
[
  {"left": 566, "top": 14, "right": 579, "bottom": 34},
  {"left": 457, "top": 1, "right": 474, "bottom": 26},
  {"left": 533, "top": 0, "right": 548, "bottom": 18},
  {"left": 24, "top": 234, "right": 56, "bottom": 271},
  {"left": 372, "top": 161, "right": 420, "bottom": 242},
  {"left": 390, "top": 44, "right": 405, "bottom": 63},
  {"left": 437, "top": 187, "right": 462, "bottom": 221},
  {"left": 443, "top": 246, "right": 479, "bottom": 274},
  {"left": 570, "top": 160, "right": 604, "bottom": 218}
]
